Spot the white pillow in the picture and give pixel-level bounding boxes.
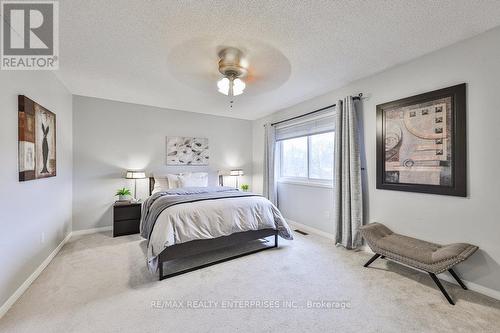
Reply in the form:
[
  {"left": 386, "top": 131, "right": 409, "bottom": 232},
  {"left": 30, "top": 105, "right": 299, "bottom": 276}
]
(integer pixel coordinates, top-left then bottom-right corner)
[
  {"left": 166, "top": 174, "right": 181, "bottom": 189},
  {"left": 152, "top": 176, "right": 169, "bottom": 194},
  {"left": 178, "top": 172, "right": 208, "bottom": 187}
]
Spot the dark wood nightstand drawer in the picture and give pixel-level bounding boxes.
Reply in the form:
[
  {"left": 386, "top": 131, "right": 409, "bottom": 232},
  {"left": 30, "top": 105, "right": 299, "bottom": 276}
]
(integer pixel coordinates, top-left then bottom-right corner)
[
  {"left": 114, "top": 204, "right": 141, "bottom": 221},
  {"left": 113, "top": 202, "right": 141, "bottom": 237},
  {"left": 113, "top": 218, "right": 140, "bottom": 237}
]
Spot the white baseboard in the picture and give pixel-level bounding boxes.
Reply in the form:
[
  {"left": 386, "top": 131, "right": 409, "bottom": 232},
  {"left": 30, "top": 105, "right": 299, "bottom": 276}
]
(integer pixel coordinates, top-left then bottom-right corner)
[
  {"left": 287, "top": 218, "right": 500, "bottom": 301},
  {"left": 1, "top": 221, "right": 498, "bottom": 319},
  {"left": 438, "top": 274, "right": 500, "bottom": 301},
  {"left": 0, "top": 225, "right": 113, "bottom": 319},
  {"left": 360, "top": 244, "right": 500, "bottom": 301},
  {"left": 0, "top": 231, "right": 72, "bottom": 319},
  {"left": 286, "top": 219, "right": 335, "bottom": 241},
  {"left": 71, "top": 226, "right": 112, "bottom": 237}
]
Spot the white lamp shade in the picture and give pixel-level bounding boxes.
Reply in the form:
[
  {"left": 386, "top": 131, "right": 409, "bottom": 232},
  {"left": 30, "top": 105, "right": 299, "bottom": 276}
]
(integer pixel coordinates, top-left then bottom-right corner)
[
  {"left": 230, "top": 169, "right": 244, "bottom": 176},
  {"left": 126, "top": 170, "right": 146, "bottom": 179}
]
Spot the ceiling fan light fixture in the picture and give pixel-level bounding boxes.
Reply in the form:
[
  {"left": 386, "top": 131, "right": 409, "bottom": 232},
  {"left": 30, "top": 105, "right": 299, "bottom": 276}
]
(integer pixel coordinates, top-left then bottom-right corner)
[
  {"left": 217, "top": 77, "right": 245, "bottom": 96},
  {"left": 217, "top": 77, "right": 246, "bottom": 96},
  {"left": 232, "top": 78, "right": 245, "bottom": 95},
  {"left": 217, "top": 77, "right": 230, "bottom": 95},
  {"left": 217, "top": 47, "right": 247, "bottom": 97}
]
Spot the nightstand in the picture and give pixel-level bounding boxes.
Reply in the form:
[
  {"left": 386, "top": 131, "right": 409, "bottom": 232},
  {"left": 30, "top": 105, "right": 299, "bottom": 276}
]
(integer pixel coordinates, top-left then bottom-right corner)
[{"left": 113, "top": 202, "right": 141, "bottom": 237}]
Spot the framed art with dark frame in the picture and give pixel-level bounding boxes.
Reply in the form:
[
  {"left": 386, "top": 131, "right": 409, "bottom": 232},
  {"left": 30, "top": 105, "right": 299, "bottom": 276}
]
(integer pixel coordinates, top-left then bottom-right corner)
[
  {"left": 376, "top": 83, "right": 466, "bottom": 197},
  {"left": 18, "top": 95, "right": 57, "bottom": 181}
]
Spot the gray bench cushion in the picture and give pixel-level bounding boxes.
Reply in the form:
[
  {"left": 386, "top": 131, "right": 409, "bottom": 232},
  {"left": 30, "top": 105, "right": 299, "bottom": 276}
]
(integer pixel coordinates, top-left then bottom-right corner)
[{"left": 360, "top": 223, "right": 478, "bottom": 274}]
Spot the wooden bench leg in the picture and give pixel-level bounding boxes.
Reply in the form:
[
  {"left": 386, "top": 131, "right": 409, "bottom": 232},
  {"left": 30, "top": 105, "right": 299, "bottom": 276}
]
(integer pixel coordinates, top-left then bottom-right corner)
[
  {"left": 429, "top": 273, "right": 455, "bottom": 305},
  {"left": 448, "top": 269, "right": 467, "bottom": 290},
  {"left": 364, "top": 254, "right": 380, "bottom": 268}
]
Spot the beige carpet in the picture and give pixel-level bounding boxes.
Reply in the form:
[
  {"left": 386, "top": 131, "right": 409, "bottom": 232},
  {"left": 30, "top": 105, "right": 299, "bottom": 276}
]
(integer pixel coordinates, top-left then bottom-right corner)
[{"left": 1, "top": 231, "right": 500, "bottom": 333}]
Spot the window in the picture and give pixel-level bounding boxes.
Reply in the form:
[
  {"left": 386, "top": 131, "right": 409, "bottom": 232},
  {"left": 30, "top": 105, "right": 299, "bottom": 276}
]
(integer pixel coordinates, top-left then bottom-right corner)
[
  {"left": 309, "top": 132, "right": 335, "bottom": 180},
  {"left": 279, "top": 131, "right": 335, "bottom": 183},
  {"left": 275, "top": 110, "right": 335, "bottom": 186},
  {"left": 281, "top": 136, "right": 308, "bottom": 178}
]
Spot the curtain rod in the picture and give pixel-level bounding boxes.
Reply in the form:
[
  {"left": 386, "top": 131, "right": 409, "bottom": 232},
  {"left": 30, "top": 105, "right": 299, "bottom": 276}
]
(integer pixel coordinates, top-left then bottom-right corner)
[{"left": 270, "top": 93, "right": 363, "bottom": 127}]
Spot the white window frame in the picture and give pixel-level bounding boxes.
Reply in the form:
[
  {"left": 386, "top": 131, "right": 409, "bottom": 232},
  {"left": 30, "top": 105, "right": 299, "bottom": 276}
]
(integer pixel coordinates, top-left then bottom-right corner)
[{"left": 277, "top": 132, "right": 334, "bottom": 189}]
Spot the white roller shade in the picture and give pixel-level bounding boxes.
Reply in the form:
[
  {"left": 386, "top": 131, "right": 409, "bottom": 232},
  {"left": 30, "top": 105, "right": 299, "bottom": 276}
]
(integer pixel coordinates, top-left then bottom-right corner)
[{"left": 275, "top": 108, "right": 335, "bottom": 141}]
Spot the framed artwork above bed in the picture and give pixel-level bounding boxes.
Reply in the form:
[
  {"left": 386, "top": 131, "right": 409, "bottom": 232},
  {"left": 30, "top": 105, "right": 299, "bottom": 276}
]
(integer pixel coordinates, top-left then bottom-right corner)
[
  {"left": 376, "top": 84, "right": 466, "bottom": 196},
  {"left": 166, "top": 136, "right": 209, "bottom": 166}
]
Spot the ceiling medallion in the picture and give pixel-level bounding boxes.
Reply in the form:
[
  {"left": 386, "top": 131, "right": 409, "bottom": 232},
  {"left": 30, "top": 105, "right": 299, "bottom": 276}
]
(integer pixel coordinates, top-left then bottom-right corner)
[{"left": 217, "top": 47, "right": 248, "bottom": 104}]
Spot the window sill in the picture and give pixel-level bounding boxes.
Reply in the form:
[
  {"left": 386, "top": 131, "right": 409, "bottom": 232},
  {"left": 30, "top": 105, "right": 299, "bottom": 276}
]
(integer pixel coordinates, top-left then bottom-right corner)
[{"left": 278, "top": 179, "right": 333, "bottom": 189}]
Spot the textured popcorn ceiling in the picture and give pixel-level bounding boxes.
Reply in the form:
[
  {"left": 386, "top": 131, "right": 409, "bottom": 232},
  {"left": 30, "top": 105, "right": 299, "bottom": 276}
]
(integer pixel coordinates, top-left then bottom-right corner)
[{"left": 57, "top": 0, "right": 500, "bottom": 120}]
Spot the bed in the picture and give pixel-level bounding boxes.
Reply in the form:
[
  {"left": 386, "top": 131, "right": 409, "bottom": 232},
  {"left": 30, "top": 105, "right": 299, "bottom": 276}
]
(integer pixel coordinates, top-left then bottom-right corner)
[{"left": 140, "top": 174, "right": 293, "bottom": 280}]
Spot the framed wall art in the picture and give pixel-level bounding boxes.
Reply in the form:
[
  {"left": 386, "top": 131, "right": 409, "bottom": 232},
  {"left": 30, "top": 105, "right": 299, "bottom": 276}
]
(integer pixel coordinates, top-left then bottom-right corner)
[
  {"left": 18, "top": 95, "right": 57, "bottom": 181},
  {"left": 376, "top": 84, "right": 466, "bottom": 196},
  {"left": 166, "top": 136, "right": 209, "bottom": 166}
]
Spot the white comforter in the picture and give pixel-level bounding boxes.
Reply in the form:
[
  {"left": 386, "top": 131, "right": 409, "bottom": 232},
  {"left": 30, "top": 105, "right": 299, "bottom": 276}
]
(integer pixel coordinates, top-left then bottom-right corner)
[{"left": 146, "top": 195, "right": 293, "bottom": 271}]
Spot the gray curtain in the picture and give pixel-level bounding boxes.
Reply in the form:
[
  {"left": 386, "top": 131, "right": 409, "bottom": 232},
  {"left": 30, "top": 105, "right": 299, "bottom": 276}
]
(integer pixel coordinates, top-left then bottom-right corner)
[
  {"left": 263, "top": 123, "right": 277, "bottom": 205},
  {"left": 334, "top": 97, "right": 363, "bottom": 249}
]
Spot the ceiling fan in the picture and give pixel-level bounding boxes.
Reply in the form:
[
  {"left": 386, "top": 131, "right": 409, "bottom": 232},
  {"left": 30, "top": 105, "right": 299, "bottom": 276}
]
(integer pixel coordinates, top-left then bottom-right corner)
[
  {"left": 166, "top": 37, "right": 291, "bottom": 109},
  {"left": 217, "top": 47, "right": 248, "bottom": 99}
]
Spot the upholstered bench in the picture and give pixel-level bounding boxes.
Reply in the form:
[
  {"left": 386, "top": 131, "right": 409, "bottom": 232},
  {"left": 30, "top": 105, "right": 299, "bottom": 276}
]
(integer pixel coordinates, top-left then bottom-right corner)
[{"left": 360, "top": 222, "right": 478, "bottom": 305}]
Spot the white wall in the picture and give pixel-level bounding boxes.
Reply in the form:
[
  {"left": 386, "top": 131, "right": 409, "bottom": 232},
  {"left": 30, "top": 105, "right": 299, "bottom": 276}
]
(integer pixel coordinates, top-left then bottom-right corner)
[
  {"left": 0, "top": 72, "right": 73, "bottom": 308},
  {"left": 277, "top": 183, "right": 335, "bottom": 234},
  {"left": 72, "top": 96, "right": 253, "bottom": 231},
  {"left": 253, "top": 27, "right": 500, "bottom": 293}
]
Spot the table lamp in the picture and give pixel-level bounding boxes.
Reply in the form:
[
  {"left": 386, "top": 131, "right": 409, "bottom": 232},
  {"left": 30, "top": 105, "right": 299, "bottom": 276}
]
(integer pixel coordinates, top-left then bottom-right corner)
[
  {"left": 126, "top": 170, "right": 146, "bottom": 201},
  {"left": 229, "top": 169, "right": 244, "bottom": 189}
]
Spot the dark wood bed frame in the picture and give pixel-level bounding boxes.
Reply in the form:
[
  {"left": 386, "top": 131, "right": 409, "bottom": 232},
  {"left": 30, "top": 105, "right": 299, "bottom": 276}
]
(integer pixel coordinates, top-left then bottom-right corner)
[{"left": 149, "top": 177, "right": 279, "bottom": 280}]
